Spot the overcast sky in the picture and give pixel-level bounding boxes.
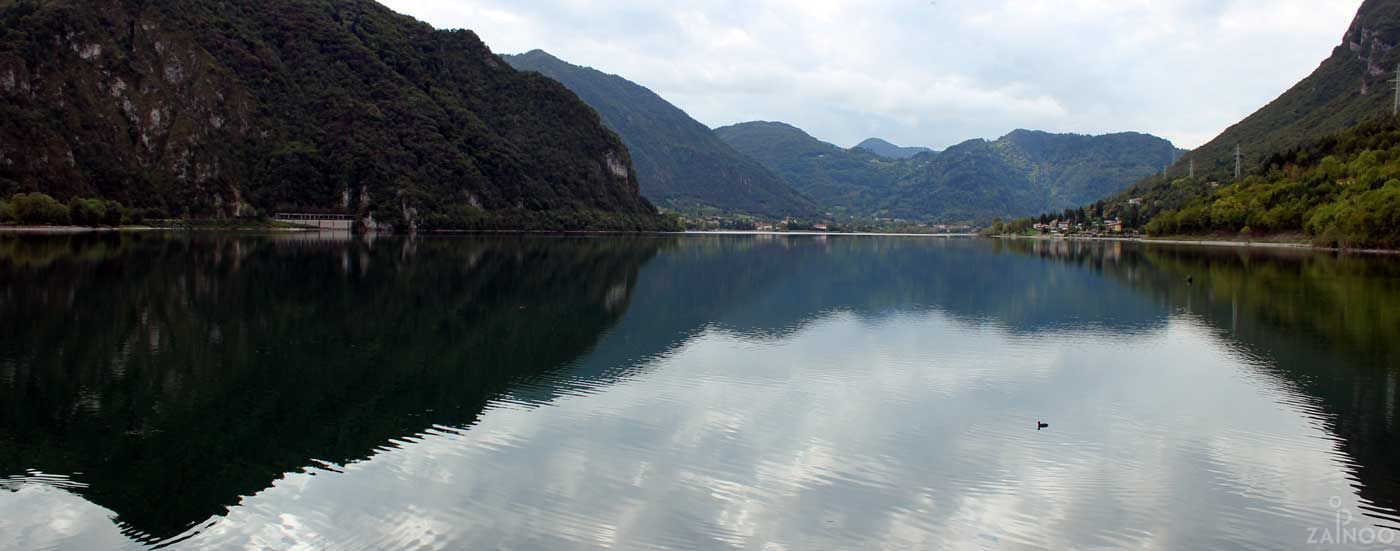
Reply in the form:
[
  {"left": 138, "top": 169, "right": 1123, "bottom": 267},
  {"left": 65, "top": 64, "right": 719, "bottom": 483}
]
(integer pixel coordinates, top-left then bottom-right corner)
[{"left": 379, "top": 0, "right": 1363, "bottom": 150}]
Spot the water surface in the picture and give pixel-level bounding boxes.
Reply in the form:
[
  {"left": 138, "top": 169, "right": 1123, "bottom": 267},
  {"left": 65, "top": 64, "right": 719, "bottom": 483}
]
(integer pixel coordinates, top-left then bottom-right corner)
[{"left": 1, "top": 234, "right": 1398, "bottom": 549}]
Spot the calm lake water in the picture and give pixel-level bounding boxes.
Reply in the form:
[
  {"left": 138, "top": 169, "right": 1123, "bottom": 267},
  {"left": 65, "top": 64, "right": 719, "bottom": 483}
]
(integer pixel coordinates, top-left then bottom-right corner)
[{"left": 2, "top": 233, "right": 1399, "bottom": 550}]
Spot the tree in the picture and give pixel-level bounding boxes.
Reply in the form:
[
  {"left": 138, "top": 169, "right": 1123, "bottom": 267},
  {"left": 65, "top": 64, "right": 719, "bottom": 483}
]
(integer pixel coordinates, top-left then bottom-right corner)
[
  {"left": 10, "top": 193, "right": 70, "bottom": 225},
  {"left": 69, "top": 198, "right": 108, "bottom": 226},
  {"left": 1124, "top": 205, "right": 1141, "bottom": 228},
  {"left": 103, "top": 200, "right": 126, "bottom": 225}
]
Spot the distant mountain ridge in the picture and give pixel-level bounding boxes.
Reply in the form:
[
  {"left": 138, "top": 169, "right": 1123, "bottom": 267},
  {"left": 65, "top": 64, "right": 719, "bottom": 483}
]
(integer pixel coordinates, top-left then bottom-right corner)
[
  {"left": 503, "top": 50, "right": 814, "bottom": 217},
  {"left": 0, "top": 0, "right": 669, "bottom": 230},
  {"left": 854, "top": 138, "right": 935, "bottom": 159},
  {"left": 718, "top": 122, "right": 1182, "bottom": 222},
  {"left": 891, "top": 130, "right": 1183, "bottom": 222}
]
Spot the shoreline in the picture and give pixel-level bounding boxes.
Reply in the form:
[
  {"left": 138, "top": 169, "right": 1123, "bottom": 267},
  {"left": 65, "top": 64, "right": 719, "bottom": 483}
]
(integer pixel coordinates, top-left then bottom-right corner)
[
  {"left": 0, "top": 226, "right": 162, "bottom": 234},
  {"left": 992, "top": 234, "right": 1400, "bottom": 255},
  {"left": 682, "top": 230, "right": 979, "bottom": 237},
  {"left": 2, "top": 225, "right": 1393, "bottom": 254},
  {"left": 0, "top": 225, "right": 321, "bottom": 234},
  {"left": 0, "top": 226, "right": 981, "bottom": 238}
]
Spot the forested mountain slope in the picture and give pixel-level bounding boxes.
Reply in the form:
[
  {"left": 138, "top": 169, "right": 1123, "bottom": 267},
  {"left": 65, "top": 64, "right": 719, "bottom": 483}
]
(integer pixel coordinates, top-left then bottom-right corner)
[
  {"left": 0, "top": 0, "right": 670, "bottom": 230},
  {"left": 714, "top": 122, "right": 906, "bottom": 217},
  {"left": 1171, "top": 0, "right": 1400, "bottom": 180}
]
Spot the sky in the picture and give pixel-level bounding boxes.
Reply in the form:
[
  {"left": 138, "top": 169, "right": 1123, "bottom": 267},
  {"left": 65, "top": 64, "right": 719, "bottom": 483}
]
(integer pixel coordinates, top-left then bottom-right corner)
[{"left": 378, "top": 0, "right": 1365, "bottom": 150}]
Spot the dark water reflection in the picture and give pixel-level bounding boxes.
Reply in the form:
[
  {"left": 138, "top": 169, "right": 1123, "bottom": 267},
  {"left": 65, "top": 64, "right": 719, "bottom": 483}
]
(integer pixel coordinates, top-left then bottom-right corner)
[{"left": 0, "top": 234, "right": 1397, "bottom": 550}]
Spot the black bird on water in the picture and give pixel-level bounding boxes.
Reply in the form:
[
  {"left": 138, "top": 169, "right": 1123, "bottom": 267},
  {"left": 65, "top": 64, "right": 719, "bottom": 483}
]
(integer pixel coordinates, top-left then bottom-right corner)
[
  {"left": 1036, "top": 420, "right": 1049, "bottom": 430},
  {"left": 1187, "top": 274, "right": 1194, "bottom": 285}
]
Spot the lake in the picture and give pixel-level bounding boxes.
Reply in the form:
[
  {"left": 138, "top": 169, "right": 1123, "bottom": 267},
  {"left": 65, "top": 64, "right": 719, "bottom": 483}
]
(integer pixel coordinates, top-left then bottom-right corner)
[{"left": 2, "top": 233, "right": 1399, "bottom": 550}]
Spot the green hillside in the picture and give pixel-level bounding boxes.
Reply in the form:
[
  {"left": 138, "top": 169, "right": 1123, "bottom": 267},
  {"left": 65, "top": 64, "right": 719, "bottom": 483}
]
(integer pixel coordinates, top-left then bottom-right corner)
[
  {"left": 1145, "top": 115, "right": 1400, "bottom": 248},
  {"left": 1071, "top": 0, "right": 1400, "bottom": 248},
  {"left": 0, "top": 0, "right": 673, "bottom": 231},
  {"left": 1164, "top": 0, "right": 1400, "bottom": 181},
  {"left": 503, "top": 50, "right": 813, "bottom": 217}
]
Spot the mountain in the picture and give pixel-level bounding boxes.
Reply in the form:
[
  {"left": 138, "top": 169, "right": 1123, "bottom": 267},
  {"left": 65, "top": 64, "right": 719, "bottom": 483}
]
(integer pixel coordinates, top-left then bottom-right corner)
[
  {"left": 1094, "top": 0, "right": 1400, "bottom": 244},
  {"left": 719, "top": 122, "right": 1181, "bottom": 222},
  {"left": 0, "top": 0, "right": 671, "bottom": 230},
  {"left": 503, "top": 50, "right": 813, "bottom": 217},
  {"left": 854, "top": 138, "right": 935, "bottom": 159},
  {"left": 1177, "top": 0, "right": 1400, "bottom": 178},
  {"left": 714, "top": 122, "right": 908, "bottom": 217},
  {"left": 891, "top": 130, "right": 1182, "bottom": 222}
]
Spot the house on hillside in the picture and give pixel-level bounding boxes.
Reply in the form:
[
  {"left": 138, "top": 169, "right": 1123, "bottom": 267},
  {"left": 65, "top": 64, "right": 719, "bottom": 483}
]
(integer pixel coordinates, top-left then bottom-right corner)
[{"left": 1105, "top": 219, "right": 1124, "bottom": 233}]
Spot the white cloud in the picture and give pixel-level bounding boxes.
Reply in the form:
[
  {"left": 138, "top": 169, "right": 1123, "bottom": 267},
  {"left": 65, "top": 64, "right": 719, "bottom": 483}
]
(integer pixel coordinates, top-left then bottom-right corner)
[{"left": 378, "top": 0, "right": 1362, "bottom": 149}]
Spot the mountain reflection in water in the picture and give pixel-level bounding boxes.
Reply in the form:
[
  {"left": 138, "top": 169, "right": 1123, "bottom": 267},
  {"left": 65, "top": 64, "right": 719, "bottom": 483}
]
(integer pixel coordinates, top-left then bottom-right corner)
[{"left": 0, "top": 234, "right": 1397, "bottom": 550}]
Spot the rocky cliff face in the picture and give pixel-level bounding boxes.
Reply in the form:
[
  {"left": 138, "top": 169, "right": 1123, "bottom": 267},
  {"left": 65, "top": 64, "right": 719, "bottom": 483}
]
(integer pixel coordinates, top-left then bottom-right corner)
[
  {"left": 0, "top": 0, "right": 660, "bottom": 228},
  {"left": 0, "top": 1, "right": 257, "bottom": 215},
  {"left": 1349, "top": 17, "right": 1398, "bottom": 91}
]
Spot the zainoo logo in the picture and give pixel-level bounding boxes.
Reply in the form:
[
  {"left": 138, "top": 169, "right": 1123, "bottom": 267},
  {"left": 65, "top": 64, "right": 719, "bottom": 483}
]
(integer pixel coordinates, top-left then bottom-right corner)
[{"left": 1307, "top": 496, "right": 1399, "bottom": 547}]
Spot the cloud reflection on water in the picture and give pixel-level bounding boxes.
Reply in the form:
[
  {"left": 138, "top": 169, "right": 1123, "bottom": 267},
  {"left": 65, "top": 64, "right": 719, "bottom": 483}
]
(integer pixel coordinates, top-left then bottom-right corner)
[{"left": 1, "top": 235, "right": 1396, "bottom": 550}]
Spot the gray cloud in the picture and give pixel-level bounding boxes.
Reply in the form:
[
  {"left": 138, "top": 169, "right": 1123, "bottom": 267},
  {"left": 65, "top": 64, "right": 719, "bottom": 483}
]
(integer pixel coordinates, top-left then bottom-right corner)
[{"left": 379, "top": 0, "right": 1362, "bottom": 150}]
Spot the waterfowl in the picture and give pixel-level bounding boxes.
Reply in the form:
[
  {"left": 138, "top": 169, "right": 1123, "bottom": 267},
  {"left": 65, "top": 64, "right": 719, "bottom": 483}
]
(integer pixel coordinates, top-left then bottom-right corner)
[{"left": 1036, "top": 420, "right": 1049, "bottom": 430}]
